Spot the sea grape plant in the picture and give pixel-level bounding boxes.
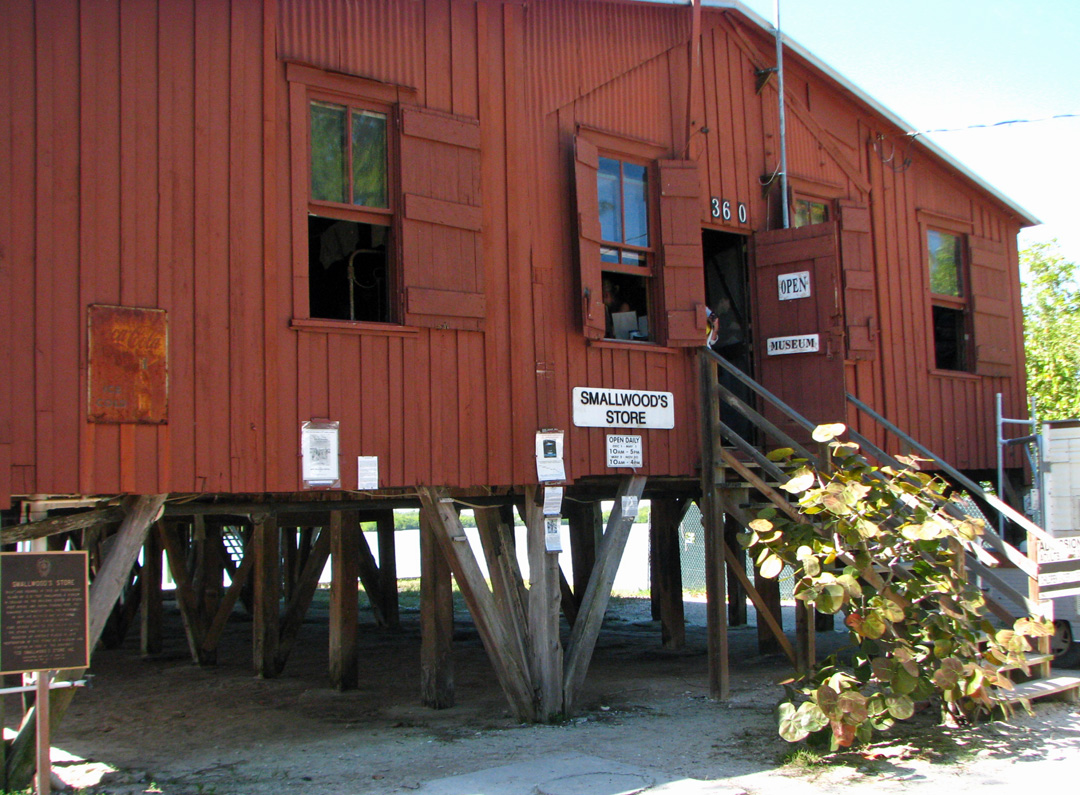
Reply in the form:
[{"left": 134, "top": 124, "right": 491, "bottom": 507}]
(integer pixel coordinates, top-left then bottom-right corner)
[{"left": 740, "top": 424, "right": 1053, "bottom": 750}]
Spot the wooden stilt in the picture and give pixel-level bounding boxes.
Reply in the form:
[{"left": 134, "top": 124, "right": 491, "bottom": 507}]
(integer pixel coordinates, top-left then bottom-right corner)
[
  {"left": 703, "top": 492, "right": 730, "bottom": 700},
  {"left": 566, "top": 499, "right": 601, "bottom": 612},
  {"left": 563, "top": 476, "right": 647, "bottom": 714},
  {"left": 282, "top": 526, "right": 298, "bottom": 603},
  {"left": 474, "top": 506, "right": 530, "bottom": 682},
  {"left": 355, "top": 524, "right": 386, "bottom": 626},
  {"left": 419, "top": 488, "right": 535, "bottom": 721},
  {"left": 160, "top": 521, "right": 209, "bottom": 664},
  {"left": 329, "top": 510, "right": 360, "bottom": 690},
  {"left": 276, "top": 524, "right": 331, "bottom": 671},
  {"left": 375, "top": 510, "right": 399, "bottom": 628},
  {"left": 419, "top": 507, "right": 455, "bottom": 708},
  {"left": 651, "top": 497, "right": 688, "bottom": 649},
  {"left": 6, "top": 494, "right": 167, "bottom": 791},
  {"left": 140, "top": 527, "right": 163, "bottom": 656},
  {"left": 795, "top": 602, "right": 816, "bottom": 674},
  {"left": 724, "top": 513, "right": 748, "bottom": 626},
  {"left": 524, "top": 487, "right": 562, "bottom": 720},
  {"left": 253, "top": 513, "right": 281, "bottom": 678},
  {"left": 755, "top": 562, "right": 783, "bottom": 655},
  {"left": 200, "top": 527, "right": 256, "bottom": 656}
]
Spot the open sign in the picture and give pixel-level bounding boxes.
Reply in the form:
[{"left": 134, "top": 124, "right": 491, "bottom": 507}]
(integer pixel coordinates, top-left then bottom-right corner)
[{"left": 777, "top": 271, "right": 811, "bottom": 301}]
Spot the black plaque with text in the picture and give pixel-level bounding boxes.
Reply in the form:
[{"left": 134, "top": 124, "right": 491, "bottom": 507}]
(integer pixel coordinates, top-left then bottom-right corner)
[{"left": 0, "top": 551, "right": 90, "bottom": 674}]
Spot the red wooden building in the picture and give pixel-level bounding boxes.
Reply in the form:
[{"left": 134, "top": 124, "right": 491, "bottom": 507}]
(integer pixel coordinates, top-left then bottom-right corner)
[{"left": 0, "top": 0, "right": 1037, "bottom": 750}]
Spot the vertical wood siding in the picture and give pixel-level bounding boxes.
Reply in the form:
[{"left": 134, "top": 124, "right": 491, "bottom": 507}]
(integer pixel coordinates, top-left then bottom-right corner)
[{"left": 0, "top": 0, "right": 1030, "bottom": 504}]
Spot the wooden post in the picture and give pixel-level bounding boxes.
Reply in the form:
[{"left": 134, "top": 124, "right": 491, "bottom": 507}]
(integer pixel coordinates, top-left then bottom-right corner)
[
  {"left": 140, "top": 528, "right": 163, "bottom": 656},
  {"left": 795, "top": 601, "right": 815, "bottom": 674},
  {"left": 375, "top": 510, "right": 399, "bottom": 628},
  {"left": 474, "top": 506, "right": 530, "bottom": 683},
  {"left": 566, "top": 499, "right": 601, "bottom": 612},
  {"left": 252, "top": 513, "right": 281, "bottom": 678},
  {"left": 356, "top": 525, "right": 386, "bottom": 626},
  {"left": 276, "top": 525, "right": 331, "bottom": 670},
  {"left": 525, "top": 486, "right": 562, "bottom": 721},
  {"left": 755, "top": 562, "right": 783, "bottom": 655},
  {"left": 651, "top": 497, "right": 687, "bottom": 649},
  {"left": 329, "top": 510, "right": 359, "bottom": 690},
  {"left": 419, "top": 508, "right": 454, "bottom": 708},
  {"left": 724, "top": 513, "right": 748, "bottom": 626},
  {"left": 563, "top": 476, "right": 647, "bottom": 714},
  {"left": 418, "top": 488, "right": 535, "bottom": 721}
]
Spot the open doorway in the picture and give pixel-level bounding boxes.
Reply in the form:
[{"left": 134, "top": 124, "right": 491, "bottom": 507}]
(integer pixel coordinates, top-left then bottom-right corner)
[{"left": 702, "top": 229, "right": 754, "bottom": 442}]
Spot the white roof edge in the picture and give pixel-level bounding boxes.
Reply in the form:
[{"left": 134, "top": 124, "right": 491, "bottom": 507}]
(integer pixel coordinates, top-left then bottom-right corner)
[{"left": 634, "top": 0, "right": 1041, "bottom": 226}]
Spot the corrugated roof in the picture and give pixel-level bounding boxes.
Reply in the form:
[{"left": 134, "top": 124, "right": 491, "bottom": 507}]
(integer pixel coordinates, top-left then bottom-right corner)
[{"left": 631, "top": 0, "right": 1041, "bottom": 226}]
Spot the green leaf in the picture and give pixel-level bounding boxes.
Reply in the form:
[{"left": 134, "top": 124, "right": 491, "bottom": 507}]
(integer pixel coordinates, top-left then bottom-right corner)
[
  {"left": 886, "top": 694, "right": 915, "bottom": 720},
  {"left": 782, "top": 468, "right": 816, "bottom": 494},
  {"left": 816, "top": 583, "right": 846, "bottom": 614},
  {"left": 893, "top": 665, "right": 918, "bottom": 695},
  {"left": 812, "top": 423, "right": 846, "bottom": 442},
  {"left": 861, "top": 612, "right": 887, "bottom": 639},
  {"left": 766, "top": 447, "right": 795, "bottom": 462},
  {"left": 759, "top": 554, "right": 784, "bottom": 579}
]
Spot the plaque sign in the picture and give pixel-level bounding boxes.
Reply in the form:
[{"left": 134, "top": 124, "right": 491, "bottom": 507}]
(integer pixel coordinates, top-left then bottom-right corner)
[{"left": 1, "top": 551, "right": 90, "bottom": 674}]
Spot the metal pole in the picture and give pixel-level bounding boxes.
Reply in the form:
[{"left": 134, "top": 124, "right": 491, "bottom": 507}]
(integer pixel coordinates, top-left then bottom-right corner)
[
  {"left": 996, "top": 393, "right": 1005, "bottom": 538},
  {"left": 775, "top": 0, "right": 790, "bottom": 229}
]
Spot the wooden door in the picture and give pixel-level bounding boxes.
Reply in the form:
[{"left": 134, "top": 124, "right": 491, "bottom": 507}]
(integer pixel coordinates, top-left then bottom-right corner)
[{"left": 752, "top": 223, "right": 846, "bottom": 442}]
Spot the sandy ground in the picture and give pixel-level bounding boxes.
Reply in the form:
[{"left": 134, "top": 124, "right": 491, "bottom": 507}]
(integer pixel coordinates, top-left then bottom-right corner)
[{"left": 10, "top": 593, "right": 1080, "bottom": 795}]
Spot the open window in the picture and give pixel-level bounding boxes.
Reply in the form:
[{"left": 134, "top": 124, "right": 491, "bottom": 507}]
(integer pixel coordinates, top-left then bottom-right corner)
[
  {"left": 926, "top": 227, "right": 971, "bottom": 372},
  {"left": 573, "top": 130, "right": 703, "bottom": 346},
  {"left": 289, "top": 64, "right": 484, "bottom": 331}
]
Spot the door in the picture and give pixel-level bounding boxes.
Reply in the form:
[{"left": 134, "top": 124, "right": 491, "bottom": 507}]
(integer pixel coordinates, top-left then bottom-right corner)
[{"left": 752, "top": 223, "right": 846, "bottom": 443}]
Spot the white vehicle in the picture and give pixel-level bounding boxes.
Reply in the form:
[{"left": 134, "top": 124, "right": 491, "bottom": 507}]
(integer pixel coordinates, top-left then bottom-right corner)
[{"left": 1038, "top": 420, "right": 1080, "bottom": 663}]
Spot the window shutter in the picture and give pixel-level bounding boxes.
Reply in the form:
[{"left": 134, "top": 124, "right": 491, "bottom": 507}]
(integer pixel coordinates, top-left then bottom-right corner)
[
  {"left": 573, "top": 136, "right": 606, "bottom": 339},
  {"left": 969, "top": 235, "right": 1017, "bottom": 377},
  {"left": 398, "top": 106, "right": 484, "bottom": 331},
  {"left": 837, "top": 200, "right": 877, "bottom": 360},
  {"left": 658, "top": 159, "right": 706, "bottom": 347}
]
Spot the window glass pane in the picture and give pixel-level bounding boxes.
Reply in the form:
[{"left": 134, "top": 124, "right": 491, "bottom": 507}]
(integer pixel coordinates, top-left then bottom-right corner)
[
  {"left": 621, "top": 250, "right": 646, "bottom": 267},
  {"left": 310, "top": 102, "right": 347, "bottom": 203},
  {"left": 623, "top": 162, "right": 649, "bottom": 248},
  {"left": 928, "top": 230, "right": 962, "bottom": 297},
  {"left": 597, "top": 157, "right": 622, "bottom": 244},
  {"left": 600, "top": 246, "right": 620, "bottom": 264},
  {"left": 792, "top": 200, "right": 810, "bottom": 228},
  {"left": 352, "top": 110, "right": 388, "bottom": 208},
  {"left": 810, "top": 201, "right": 828, "bottom": 225}
]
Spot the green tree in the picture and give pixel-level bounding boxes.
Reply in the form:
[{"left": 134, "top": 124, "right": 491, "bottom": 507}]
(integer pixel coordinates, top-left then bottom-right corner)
[{"left": 1023, "top": 240, "right": 1080, "bottom": 420}]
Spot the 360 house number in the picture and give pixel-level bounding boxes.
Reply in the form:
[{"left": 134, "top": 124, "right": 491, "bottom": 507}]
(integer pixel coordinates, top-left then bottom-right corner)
[{"left": 710, "top": 197, "right": 748, "bottom": 225}]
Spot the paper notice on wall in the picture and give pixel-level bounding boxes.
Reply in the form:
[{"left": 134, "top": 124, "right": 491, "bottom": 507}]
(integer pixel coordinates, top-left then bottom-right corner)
[
  {"left": 301, "top": 421, "right": 340, "bottom": 489},
  {"left": 545, "top": 517, "right": 563, "bottom": 552},
  {"left": 535, "top": 430, "right": 566, "bottom": 482},
  {"left": 543, "top": 486, "right": 564, "bottom": 516},
  {"left": 357, "top": 456, "right": 379, "bottom": 490},
  {"left": 621, "top": 495, "right": 640, "bottom": 520}
]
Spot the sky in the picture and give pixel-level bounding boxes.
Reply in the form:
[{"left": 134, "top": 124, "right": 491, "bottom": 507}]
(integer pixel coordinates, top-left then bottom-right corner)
[{"left": 727, "top": 0, "right": 1080, "bottom": 271}]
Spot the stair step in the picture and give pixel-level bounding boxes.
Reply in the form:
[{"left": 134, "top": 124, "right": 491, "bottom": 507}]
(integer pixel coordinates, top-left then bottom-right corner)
[
  {"left": 999, "top": 652, "right": 1054, "bottom": 672},
  {"left": 997, "top": 675, "right": 1080, "bottom": 703}
]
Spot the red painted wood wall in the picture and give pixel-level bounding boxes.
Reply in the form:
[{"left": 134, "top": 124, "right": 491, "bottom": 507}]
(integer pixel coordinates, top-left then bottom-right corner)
[{"left": 0, "top": 0, "right": 1030, "bottom": 508}]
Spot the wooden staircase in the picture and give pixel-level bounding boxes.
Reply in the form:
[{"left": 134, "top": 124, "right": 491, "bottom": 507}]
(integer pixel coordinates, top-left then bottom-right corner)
[{"left": 698, "top": 347, "right": 1080, "bottom": 705}]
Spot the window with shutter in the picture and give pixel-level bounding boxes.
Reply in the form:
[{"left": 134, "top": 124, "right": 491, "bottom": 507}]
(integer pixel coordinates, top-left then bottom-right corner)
[
  {"left": 572, "top": 131, "right": 704, "bottom": 346},
  {"left": 287, "top": 64, "right": 483, "bottom": 332}
]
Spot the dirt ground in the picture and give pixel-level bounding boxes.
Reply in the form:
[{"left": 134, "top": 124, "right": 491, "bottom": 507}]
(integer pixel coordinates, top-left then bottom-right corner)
[{"left": 12, "top": 592, "right": 1080, "bottom": 795}]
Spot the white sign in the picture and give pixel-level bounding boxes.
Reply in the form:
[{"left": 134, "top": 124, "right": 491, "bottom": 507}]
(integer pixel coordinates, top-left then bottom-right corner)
[
  {"left": 535, "top": 431, "right": 566, "bottom": 482},
  {"left": 607, "top": 434, "right": 643, "bottom": 468},
  {"left": 544, "top": 517, "right": 563, "bottom": 552},
  {"left": 778, "top": 271, "right": 811, "bottom": 301},
  {"left": 572, "top": 387, "right": 675, "bottom": 429},
  {"left": 301, "top": 421, "right": 340, "bottom": 488},
  {"left": 357, "top": 456, "right": 379, "bottom": 490},
  {"left": 543, "top": 486, "right": 564, "bottom": 517},
  {"left": 766, "top": 334, "right": 820, "bottom": 356},
  {"left": 621, "top": 495, "right": 640, "bottom": 519}
]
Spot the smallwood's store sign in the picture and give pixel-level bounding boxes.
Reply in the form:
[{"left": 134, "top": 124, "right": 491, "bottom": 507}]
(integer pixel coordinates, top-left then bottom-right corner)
[{"left": 572, "top": 387, "right": 675, "bottom": 429}]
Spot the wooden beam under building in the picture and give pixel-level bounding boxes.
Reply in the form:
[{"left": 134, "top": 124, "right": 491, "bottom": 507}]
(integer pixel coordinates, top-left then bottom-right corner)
[{"left": 419, "top": 507, "right": 455, "bottom": 709}]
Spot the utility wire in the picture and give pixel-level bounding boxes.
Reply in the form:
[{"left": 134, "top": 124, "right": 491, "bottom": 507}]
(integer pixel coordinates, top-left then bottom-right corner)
[{"left": 907, "top": 112, "right": 1080, "bottom": 138}]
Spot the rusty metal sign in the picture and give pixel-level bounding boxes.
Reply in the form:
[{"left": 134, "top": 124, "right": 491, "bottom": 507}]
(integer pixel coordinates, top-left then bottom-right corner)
[{"left": 88, "top": 304, "right": 168, "bottom": 423}]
